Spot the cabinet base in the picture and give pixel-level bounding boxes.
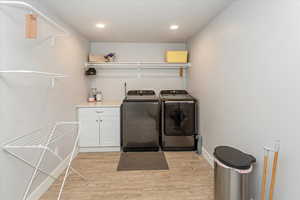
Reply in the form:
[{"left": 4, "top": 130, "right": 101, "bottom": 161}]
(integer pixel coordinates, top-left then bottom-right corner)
[
  {"left": 79, "top": 147, "right": 121, "bottom": 153},
  {"left": 122, "top": 147, "right": 159, "bottom": 152}
]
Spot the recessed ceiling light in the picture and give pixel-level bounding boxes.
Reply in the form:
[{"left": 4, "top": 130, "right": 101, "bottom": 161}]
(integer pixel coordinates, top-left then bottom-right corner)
[
  {"left": 170, "top": 25, "right": 179, "bottom": 30},
  {"left": 96, "top": 23, "right": 106, "bottom": 28}
]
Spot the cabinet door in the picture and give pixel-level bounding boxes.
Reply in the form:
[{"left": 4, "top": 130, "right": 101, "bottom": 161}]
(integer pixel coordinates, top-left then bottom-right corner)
[
  {"left": 79, "top": 110, "right": 100, "bottom": 147},
  {"left": 99, "top": 115, "right": 120, "bottom": 147}
]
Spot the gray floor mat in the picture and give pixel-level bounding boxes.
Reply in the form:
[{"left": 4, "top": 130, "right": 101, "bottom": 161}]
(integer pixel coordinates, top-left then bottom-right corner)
[{"left": 117, "top": 152, "right": 169, "bottom": 171}]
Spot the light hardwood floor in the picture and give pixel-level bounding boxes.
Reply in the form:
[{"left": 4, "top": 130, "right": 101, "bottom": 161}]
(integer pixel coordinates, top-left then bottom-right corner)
[{"left": 41, "top": 152, "right": 214, "bottom": 200}]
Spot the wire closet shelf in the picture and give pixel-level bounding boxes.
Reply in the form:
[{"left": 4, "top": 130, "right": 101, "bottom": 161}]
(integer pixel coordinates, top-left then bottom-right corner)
[
  {"left": 0, "top": 70, "right": 67, "bottom": 88},
  {"left": 86, "top": 62, "right": 191, "bottom": 69},
  {"left": 86, "top": 62, "right": 191, "bottom": 78},
  {"left": 0, "top": 0, "right": 69, "bottom": 45},
  {"left": 0, "top": 1, "right": 69, "bottom": 35}
]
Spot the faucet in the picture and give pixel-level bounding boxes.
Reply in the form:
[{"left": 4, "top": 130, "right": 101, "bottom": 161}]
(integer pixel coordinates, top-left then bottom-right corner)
[{"left": 124, "top": 82, "right": 127, "bottom": 98}]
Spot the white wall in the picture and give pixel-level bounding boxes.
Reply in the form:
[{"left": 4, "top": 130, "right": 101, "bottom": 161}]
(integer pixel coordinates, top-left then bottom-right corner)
[
  {"left": 0, "top": 0, "right": 89, "bottom": 199},
  {"left": 90, "top": 42, "right": 187, "bottom": 100},
  {"left": 188, "top": 0, "right": 300, "bottom": 199}
]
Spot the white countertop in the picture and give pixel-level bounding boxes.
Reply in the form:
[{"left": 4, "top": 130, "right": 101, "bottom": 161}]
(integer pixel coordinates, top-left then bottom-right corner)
[{"left": 76, "top": 101, "right": 122, "bottom": 108}]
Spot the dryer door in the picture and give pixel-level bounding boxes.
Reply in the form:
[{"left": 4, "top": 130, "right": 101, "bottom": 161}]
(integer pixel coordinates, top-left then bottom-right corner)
[{"left": 164, "top": 102, "right": 195, "bottom": 136}]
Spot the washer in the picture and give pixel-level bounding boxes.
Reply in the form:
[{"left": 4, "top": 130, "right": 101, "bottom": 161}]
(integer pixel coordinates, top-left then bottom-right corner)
[
  {"left": 121, "top": 90, "right": 160, "bottom": 152},
  {"left": 160, "top": 90, "right": 198, "bottom": 151}
]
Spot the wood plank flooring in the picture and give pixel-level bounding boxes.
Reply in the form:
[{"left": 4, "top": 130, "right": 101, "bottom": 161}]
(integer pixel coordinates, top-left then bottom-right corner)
[{"left": 40, "top": 152, "right": 214, "bottom": 200}]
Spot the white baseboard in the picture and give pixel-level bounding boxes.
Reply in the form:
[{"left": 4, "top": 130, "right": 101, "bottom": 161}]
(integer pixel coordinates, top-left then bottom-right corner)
[
  {"left": 79, "top": 146, "right": 120, "bottom": 153},
  {"left": 202, "top": 147, "right": 214, "bottom": 168},
  {"left": 27, "top": 151, "right": 78, "bottom": 200}
]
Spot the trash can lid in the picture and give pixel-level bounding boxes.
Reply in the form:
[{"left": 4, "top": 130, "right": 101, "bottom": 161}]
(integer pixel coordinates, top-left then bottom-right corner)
[{"left": 214, "top": 146, "right": 256, "bottom": 170}]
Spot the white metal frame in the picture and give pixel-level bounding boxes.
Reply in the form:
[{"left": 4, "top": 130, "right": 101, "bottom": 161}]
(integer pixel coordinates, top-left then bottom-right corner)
[
  {"left": 0, "top": 70, "right": 66, "bottom": 88},
  {"left": 0, "top": 0, "right": 69, "bottom": 44},
  {"left": 2, "top": 121, "right": 85, "bottom": 200}
]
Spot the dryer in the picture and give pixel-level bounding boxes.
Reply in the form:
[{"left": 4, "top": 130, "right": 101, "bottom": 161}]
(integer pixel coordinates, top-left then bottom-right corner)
[{"left": 160, "top": 90, "right": 198, "bottom": 151}]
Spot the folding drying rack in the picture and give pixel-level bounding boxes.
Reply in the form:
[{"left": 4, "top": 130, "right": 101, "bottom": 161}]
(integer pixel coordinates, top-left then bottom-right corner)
[{"left": 2, "top": 122, "right": 85, "bottom": 200}]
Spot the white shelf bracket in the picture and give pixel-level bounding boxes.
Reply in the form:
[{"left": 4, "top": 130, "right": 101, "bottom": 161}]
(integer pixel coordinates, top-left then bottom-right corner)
[
  {"left": 264, "top": 140, "right": 280, "bottom": 153},
  {"left": 51, "top": 77, "right": 56, "bottom": 88},
  {"left": 137, "top": 62, "right": 142, "bottom": 78}
]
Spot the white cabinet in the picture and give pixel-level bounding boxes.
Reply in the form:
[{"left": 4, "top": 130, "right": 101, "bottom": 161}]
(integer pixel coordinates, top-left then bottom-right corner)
[
  {"left": 79, "top": 117, "right": 99, "bottom": 147},
  {"left": 78, "top": 107, "right": 120, "bottom": 152},
  {"left": 99, "top": 115, "right": 120, "bottom": 147}
]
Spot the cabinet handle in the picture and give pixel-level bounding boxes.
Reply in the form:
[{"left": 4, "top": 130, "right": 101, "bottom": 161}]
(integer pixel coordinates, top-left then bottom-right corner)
[{"left": 96, "top": 111, "right": 104, "bottom": 114}]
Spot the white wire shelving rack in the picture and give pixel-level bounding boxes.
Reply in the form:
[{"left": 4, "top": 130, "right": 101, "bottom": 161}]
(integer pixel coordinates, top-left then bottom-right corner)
[
  {"left": 86, "top": 62, "right": 191, "bottom": 69},
  {"left": 2, "top": 122, "right": 85, "bottom": 200},
  {"left": 86, "top": 62, "right": 191, "bottom": 79},
  {"left": 0, "top": 70, "right": 67, "bottom": 88},
  {"left": 0, "top": 1, "right": 69, "bottom": 44},
  {"left": 1, "top": 2, "right": 79, "bottom": 199}
]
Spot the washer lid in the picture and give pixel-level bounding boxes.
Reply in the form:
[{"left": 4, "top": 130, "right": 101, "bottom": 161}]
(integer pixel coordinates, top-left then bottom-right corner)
[
  {"left": 125, "top": 90, "right": 158, "bottom": 102},
  {"left": 160, "top": 90, "right": 188, "bottom": 95},
  {"left": 127, "top": 90, "right": 155, "bottom": 96},
  {"left": 214, "top": 146, "right": 256, "bottom": 170}
]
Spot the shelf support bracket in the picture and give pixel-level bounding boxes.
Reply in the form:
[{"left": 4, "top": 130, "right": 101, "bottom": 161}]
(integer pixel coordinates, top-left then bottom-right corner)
[
  {"left": 51, "top": 78, "right": 56, "bottom": 88},
  {"left": 137, "top": 63, "right": 142, "bottom": 78}
]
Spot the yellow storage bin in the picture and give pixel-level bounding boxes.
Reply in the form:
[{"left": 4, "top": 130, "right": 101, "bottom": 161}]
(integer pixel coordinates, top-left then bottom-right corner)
[{"left": 166, "top": 51, "right": 188, "bottom": 63}]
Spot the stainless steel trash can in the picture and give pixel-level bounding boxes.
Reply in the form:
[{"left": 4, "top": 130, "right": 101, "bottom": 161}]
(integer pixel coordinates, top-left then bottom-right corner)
[{"left": 214, "top": 146, "right": 256, "bottom": 200}]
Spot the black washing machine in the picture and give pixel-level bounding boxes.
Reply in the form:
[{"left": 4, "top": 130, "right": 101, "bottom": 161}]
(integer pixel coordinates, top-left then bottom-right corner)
[
  {"left": 122, "top": 90, "right": 160, "bottom": 152},
  {"left": 160, "top": 90, "right": 198, "bottom": 151}
]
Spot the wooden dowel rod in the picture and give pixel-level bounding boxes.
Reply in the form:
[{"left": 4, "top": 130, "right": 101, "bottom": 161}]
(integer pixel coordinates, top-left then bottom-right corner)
[
  {"left": 261, "top": 153, "right": 269, "bottom": 200},
  {"left": 269, "top": 151, "right": 279, "bottom": 200}
]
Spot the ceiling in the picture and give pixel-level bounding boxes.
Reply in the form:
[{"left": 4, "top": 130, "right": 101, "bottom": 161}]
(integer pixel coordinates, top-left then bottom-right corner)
[{"left": 42, "top": 0, "right": 233, "bottom": 43}]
